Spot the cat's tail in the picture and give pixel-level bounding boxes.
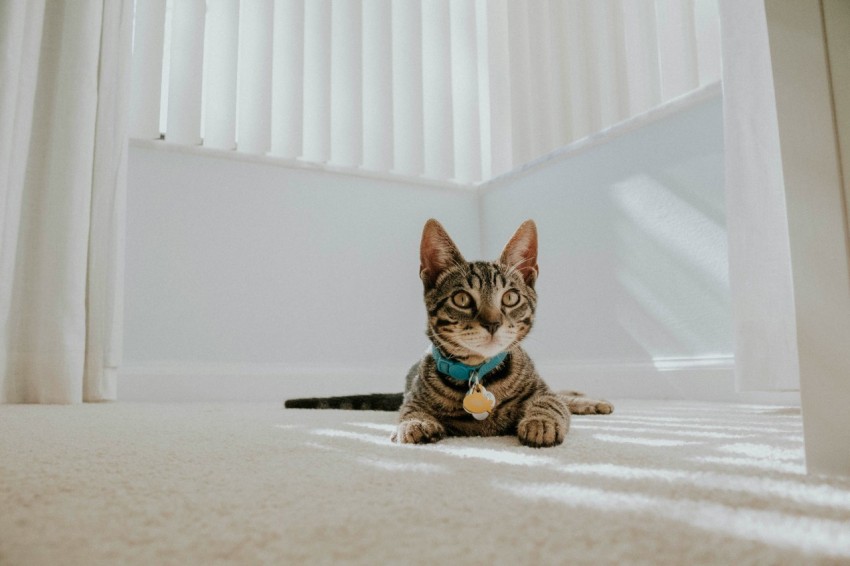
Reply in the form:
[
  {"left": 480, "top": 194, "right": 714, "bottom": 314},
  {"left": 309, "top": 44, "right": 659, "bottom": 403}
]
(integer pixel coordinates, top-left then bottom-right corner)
[{"left": 284, "top": 393, "right": 404, "bottom": 411}]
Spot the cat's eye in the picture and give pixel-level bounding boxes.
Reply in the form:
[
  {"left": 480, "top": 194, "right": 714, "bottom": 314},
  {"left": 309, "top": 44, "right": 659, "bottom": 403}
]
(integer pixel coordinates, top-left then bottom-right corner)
[
  {"left": 452, "top": 291, "right": 473, "bottom": 308},
  {"left": 502, "top": 290, "right": 520, "bottom": 307}
]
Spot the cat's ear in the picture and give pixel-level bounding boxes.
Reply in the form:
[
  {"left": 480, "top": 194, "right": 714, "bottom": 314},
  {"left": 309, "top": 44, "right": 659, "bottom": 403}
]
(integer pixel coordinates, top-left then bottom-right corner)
[
  {"left": 420, "top": 219, "right": 465, "bottom": 289},
  {"left": 499, "top": 220, "right": 539, "bottom": 287}
]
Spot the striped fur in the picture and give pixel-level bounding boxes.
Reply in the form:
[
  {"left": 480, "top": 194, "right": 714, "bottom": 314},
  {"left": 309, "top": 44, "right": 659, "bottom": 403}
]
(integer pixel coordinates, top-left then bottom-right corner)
[{"left": 392, "top": 219, "right": 613, "bottom": 448}]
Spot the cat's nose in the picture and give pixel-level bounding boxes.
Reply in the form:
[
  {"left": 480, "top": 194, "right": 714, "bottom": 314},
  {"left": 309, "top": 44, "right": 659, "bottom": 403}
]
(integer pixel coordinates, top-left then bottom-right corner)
[{"left": 478, "top": 307, "right": 502, "bottom": 335}]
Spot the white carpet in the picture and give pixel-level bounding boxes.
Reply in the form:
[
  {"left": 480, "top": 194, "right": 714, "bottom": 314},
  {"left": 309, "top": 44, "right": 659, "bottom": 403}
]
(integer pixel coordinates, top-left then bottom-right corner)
[{"left": 2, "top": 400, "right": 850, "bottom": 565}]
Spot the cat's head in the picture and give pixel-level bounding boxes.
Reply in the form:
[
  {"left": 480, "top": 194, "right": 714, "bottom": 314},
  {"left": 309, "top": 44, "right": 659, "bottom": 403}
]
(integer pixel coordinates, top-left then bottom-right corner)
[{"left": 420, "top": 219, "right": 538, "bottom": 364}]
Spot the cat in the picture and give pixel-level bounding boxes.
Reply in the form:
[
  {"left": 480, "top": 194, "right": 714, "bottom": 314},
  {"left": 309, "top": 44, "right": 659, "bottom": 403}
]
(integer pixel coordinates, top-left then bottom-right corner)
[{"left": 284, "top": 219, "right": 613, "bottom": 448}]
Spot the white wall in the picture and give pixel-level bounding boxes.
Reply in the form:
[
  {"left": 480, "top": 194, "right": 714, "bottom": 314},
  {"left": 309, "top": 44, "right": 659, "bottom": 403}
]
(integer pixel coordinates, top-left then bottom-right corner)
[
  {"left": 479, "top": 93, "right": 768, "bottom": 401},
  {"left": 122, "top": 91, "right": 797, "bottom": 403},
  {"left": 121, "top": 145, "right": 479, "bottom": 400}
]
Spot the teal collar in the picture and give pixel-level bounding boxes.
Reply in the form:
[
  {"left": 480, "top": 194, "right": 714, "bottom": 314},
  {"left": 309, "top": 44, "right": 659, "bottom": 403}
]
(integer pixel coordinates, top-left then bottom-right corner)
[{"left": 431, "top": 345, "right": 508, "bottom": 383}]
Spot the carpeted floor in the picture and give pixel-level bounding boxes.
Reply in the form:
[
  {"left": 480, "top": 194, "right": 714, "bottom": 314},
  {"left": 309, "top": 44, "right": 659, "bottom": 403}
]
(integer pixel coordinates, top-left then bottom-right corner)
[{"left": 1, "top": 400, "right": 849, "bottom": 565}]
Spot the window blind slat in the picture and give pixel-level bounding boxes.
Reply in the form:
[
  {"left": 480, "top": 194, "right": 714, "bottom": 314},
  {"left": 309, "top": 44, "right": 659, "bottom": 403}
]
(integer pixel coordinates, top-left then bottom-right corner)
[
  {"left": 302, "top": 0, "right": 331, "bottom": 163},
  {"left": 560, "top": 0, "right": 591, "bottom": 141},
  {"left": 476, "top": 0, "right": 512, "bottom": 179},
  {"left": 450, "top": 0, "right": 481, "bottom": 184},
  {"left": 237, "top": 0, "right": 272, "bottom": 154},
  {"left": 622, "top": 0, "right": 662, "bottom": 116},
  {"left": 330, "top": 0, "right": 362, "bottom": 167},
  {"left": 694, "top": 0, "right": 721, "bottom": 86},
  {"left": 392, "top": 0, "right": 424, "bottom": 176},
  {"left": 203, "top": 0, "right": 238, "bottom": 150},
  {"left": 363, "top": 0, "right": 393, "bottom": 172},
  {"left": 528, "top": 0, "right": 561, "bottom": 155},
  {"left": 269, "top": 0, "right": 304, "bottom": 158},
  {"left": 138, "top": 0, "right": 722, "bottom": 182},
  {"left": 547, "top": 1, "right": 571, "bottom": 149},
  {"left": 422, "top": 0, "right": 454, "bottom": 180},
  {"left": 507, "top": 0, "right": 532, "bottom": 167},
  {"left": 588, "top": 0, "right": 627, "bottom": 131},
  {"left": 656, "top": 0, "right": 699, "bottom": 100},
  {"left": 166, "top": 0, "right": 205, "bottom": 145},
  {"left": 129, "top": 0, "right": 166, "bottom": 139}
]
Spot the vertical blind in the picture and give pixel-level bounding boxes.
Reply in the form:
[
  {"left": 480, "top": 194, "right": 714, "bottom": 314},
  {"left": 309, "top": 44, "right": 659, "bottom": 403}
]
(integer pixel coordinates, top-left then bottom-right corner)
[{"left": 130, "top": 0, "right": 721, "bottom": 184}]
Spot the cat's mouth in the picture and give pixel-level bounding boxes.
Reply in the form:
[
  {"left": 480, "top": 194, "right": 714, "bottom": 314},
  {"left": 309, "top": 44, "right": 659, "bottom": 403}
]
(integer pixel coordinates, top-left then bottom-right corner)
[
  {"left": 465, "top": 333, "right": 510, "bottom": 360},
  {"left": 434, "top": 324, "right": 517, "bottom": 363}
]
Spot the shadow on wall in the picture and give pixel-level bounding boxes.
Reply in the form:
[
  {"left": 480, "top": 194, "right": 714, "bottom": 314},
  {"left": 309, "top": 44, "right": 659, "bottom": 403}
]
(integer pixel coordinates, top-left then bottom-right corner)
[{"left": 612, "top": 168, "right": 729, "bottom": 360}]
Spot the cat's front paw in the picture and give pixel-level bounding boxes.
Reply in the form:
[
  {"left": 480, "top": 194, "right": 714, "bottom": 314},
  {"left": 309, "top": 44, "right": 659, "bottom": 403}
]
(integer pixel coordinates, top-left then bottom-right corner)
[
  {"left": 392, "top": 419, "right": 445, "bottom": 444},
  {"left": 518, "top": 417, "right": 566, "bottom": 448}
]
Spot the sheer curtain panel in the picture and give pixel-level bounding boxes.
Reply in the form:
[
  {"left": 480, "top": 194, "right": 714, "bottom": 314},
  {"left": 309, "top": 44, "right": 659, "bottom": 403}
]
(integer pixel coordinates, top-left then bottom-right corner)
[
  {"left": 0, "top": 0, "right": 132, "bottom": 403},
  {"left": 718, "top": 0, "right": 800, "bottom": 393}
]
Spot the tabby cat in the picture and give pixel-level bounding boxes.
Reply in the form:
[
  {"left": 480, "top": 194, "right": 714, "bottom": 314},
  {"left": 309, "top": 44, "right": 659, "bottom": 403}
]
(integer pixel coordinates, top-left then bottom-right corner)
[{"left": 285, "top": 219, "right": 613, "bottom": 448}]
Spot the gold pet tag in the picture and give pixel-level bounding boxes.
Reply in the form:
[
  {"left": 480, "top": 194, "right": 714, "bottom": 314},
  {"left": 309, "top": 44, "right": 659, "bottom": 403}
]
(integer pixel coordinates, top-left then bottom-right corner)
[{"left": 463, "top": 383, "right": 496, "bottom": 420}]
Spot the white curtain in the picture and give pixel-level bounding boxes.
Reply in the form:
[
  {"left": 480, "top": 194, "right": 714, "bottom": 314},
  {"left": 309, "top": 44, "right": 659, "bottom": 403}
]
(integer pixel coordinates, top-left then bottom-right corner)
[
  {"left": 0, "top": 1, "right": 132, "bottom": 403},
  {"left": 717, "top": 0, "right": 800, "bottom": 392}
]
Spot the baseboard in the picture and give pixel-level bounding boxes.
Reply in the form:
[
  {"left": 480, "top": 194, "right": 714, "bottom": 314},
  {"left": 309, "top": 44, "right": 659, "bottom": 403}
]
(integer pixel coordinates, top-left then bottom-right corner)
[
  {"left": 535, "top": 357, "right": 800, "bottom": 405},
  {"left": 119, "top": 363, "right": 408, "bottom": 402},
  {"left": 119, "top": 357, "right": 800, "bottom": 405}
]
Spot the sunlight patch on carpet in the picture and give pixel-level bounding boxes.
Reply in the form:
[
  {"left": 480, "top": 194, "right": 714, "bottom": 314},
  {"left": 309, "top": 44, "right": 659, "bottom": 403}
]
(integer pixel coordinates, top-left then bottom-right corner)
[
  {"left": 426, "top": 445, "right": 557, "bottom": 466},
  {"left": 635, "top": 405, "right": 801, "bottom": 418},
  {"left": 570, "top": 423, "right": 749, "bottom": 439},
  {"left": 496, "top": 481, "right": 850, "bottom": 558},
  {"left": 555, "top": 464, "right": 850, "bottom": 510},
  {"left": 346, "top": 422, "right": 397, "bottom": 433},
  {"left": 593, "top": 433, "right": 695, "bottom": 447},
  {"left": 693, "top": 455, "right": 806, "bottom": 475},
  {"left": 310, "top": 428, "right": 390, "bottom": 446},
  {"left": 602, "top": 417, "right": 798, "bottom": 434},
  {"left": 356, "top": 457, "right": 447, "bottom": 474},
  {"left": 308, "top": 426, "right": 559, "bottom": 466},
  {"left": 717, "top": 443, "right": 802, "bottom": 461}
]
